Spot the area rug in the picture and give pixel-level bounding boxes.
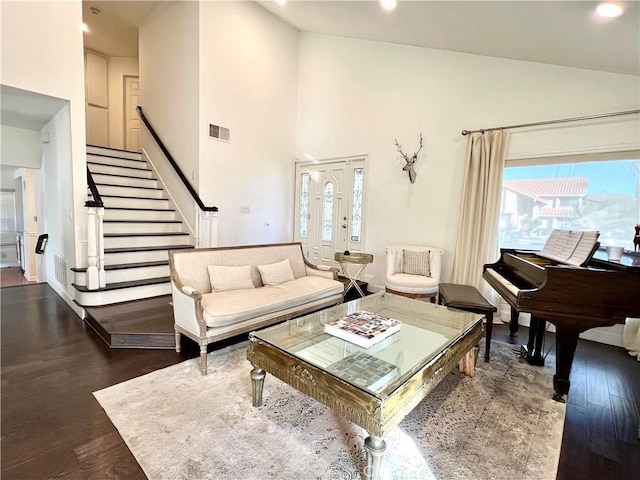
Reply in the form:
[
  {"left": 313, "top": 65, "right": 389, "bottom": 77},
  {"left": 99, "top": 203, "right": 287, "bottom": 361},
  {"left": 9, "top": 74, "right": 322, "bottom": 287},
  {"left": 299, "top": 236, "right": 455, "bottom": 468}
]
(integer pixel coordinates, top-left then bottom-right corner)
[{"left": 94, "top": 341, "right": 565, "bottom": 480}]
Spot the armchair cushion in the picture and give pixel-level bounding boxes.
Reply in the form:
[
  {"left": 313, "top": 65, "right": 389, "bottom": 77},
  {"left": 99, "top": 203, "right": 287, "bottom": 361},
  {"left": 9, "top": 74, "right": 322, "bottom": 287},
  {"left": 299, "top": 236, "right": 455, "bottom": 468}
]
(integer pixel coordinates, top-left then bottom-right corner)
[
  {"left": 403, "top": 249, "right": 431, "bottom": 276},
  {"left": 257, "top": 258, "right": 295, "bottom": 286},
  {"left": 207, "top": 265, "right": 255, "bottom": 292}
]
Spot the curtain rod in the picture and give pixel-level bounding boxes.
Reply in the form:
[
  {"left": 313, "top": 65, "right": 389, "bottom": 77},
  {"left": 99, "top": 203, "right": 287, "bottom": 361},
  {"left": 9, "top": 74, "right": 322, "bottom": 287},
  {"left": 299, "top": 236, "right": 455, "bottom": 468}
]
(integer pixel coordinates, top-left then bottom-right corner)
[{"left": 461, "top": 109, "right": 640, "bottom": 136}]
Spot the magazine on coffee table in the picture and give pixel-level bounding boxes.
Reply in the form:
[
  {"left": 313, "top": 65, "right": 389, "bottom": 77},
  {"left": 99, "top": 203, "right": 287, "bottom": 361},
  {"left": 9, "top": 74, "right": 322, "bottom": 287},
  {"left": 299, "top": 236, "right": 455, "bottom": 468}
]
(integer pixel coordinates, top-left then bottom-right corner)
[
  {"left": 323, "top": 311, "right": 401, "bottom": 348},
  {"left": 326, "top": 351, "right": 398, "bottom": 392}
]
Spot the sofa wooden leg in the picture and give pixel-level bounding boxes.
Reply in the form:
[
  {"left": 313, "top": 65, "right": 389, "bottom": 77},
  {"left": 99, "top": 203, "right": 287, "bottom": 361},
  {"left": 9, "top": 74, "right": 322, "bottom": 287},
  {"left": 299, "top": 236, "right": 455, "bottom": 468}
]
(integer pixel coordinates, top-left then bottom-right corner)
[
  {"left": 175, "top": 330, "right": 181, "bottom": 353},
  {"left": 200, "top": 345, "right": 208, "bottom": 375}
]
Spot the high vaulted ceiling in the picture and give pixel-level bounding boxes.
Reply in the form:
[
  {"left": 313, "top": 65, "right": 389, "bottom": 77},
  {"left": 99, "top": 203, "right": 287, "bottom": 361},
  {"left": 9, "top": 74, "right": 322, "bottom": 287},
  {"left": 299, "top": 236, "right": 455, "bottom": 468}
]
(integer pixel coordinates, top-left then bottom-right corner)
[
  {"left": 259, "top": 0, "right": 640, "bottom": 76},
  {"left": 82, "top": 1, "right": 639, "bottom": 75}
]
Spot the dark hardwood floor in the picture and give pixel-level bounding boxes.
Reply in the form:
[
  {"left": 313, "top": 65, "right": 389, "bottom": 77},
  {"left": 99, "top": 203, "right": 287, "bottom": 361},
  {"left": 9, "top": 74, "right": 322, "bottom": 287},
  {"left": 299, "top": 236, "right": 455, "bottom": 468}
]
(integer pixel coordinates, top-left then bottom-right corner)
[
  {"left": 0, "top": 266, "right": 38, "bottom": 288},
  {"left": 1, "top": 284, "right": 639, "bottom": 479}
]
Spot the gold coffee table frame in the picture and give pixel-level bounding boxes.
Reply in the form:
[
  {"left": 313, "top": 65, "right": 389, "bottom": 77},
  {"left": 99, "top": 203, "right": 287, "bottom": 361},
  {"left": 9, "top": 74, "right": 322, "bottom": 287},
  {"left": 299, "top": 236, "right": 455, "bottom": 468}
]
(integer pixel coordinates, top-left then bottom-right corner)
[
  {"left": 247, "top": 292, "right": 484, "bottom": 480},
  {"left": 334, "top": 251, "right": 374, "bottom": 298}
]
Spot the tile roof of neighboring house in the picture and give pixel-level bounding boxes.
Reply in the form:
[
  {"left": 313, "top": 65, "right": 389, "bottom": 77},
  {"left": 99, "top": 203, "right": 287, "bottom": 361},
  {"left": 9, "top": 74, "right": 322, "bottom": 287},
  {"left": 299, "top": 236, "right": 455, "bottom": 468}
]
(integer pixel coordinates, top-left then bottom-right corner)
[
  {"left": 537, "top": 206, "right": 577, "bottom": 218},
  {"left": 503, "top": 177, "right": 588, "bottom": 199}
]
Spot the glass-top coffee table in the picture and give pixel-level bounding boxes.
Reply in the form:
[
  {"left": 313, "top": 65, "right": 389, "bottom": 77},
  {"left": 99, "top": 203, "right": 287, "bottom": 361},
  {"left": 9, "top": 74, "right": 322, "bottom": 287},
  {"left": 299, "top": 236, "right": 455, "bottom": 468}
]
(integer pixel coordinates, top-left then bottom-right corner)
[{"left": 247, "top": 291, "right": 484, "bottom": 480}]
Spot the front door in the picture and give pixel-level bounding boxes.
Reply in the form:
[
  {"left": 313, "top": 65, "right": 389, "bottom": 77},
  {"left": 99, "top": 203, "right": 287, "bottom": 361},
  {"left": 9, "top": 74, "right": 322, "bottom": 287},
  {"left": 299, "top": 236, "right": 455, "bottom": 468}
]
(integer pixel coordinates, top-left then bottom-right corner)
[{"left": 294, "top": 157, "right": 367, "bottom": 267}]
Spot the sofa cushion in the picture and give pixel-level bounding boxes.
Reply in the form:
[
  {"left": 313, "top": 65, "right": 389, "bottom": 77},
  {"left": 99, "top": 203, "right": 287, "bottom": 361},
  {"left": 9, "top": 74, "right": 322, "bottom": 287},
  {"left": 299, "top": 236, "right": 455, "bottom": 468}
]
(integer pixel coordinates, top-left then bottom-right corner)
[
  {"left": 207, "top": 265, "right": 255, "bottom": 292},
  {"left": 257, "top": 258, "right": 294, "bottom": 286},
  {"left": 201, "top": 276, "right": 343, "bottom": 327}
]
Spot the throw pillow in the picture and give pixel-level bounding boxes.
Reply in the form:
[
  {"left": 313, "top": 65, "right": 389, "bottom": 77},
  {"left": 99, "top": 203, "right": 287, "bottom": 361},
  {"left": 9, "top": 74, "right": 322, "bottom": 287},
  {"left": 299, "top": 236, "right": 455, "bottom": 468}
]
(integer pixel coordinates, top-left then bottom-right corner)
[
  {"left": 257, "top": 258, "right": 295, "bottom": 286},
  {"left": 403, "top": 249, "right": 431, "bottom": 276},
  {"left": 207, "top": 265, "right": 255, "bottom": 292}
]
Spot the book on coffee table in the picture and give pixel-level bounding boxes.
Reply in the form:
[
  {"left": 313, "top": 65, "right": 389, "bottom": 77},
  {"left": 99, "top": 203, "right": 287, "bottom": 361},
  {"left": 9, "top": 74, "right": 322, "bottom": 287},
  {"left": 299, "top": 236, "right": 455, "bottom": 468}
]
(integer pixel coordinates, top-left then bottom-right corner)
[
  {"left": 326, "top": 351, "right": 398, "bottom": 392},
  {"left": 323, "top": 311, "right": 401, "bottom": 348}
]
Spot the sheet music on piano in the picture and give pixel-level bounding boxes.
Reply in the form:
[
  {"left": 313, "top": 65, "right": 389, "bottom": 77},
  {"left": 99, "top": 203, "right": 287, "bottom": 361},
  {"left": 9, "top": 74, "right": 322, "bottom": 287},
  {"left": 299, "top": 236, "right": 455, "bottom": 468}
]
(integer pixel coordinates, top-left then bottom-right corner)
[{"left": 540, "top": 229, "right": 599, "bottom": 266}]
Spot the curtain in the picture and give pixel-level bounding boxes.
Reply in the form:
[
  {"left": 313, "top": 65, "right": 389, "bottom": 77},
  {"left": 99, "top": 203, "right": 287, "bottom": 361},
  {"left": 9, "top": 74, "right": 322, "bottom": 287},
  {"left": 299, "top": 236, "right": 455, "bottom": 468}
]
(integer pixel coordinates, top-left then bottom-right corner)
[
  {"left": 623, "top": 318, "right": 640, "bottom": 361},
  {"left": 450, "top": 131, "right": 509, "bottom": 298}
]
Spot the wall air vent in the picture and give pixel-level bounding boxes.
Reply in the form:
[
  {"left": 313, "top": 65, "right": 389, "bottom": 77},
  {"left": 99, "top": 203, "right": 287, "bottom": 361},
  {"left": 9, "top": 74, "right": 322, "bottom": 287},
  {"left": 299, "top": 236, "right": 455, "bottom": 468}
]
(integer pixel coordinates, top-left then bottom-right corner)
[{"left": 209, "top": 124, "right": 230, "bottom": 142}]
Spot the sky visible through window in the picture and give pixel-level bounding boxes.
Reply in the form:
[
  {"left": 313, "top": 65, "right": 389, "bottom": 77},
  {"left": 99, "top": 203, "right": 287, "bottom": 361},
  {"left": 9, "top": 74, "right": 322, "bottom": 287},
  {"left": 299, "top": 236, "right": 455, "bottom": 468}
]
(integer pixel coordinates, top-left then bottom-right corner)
[
  {"left": 503, "top": 161, "right": 638, "bottom": 195},
  {"left": 500, "top": 159, "right": 640, "bottom": 251}
]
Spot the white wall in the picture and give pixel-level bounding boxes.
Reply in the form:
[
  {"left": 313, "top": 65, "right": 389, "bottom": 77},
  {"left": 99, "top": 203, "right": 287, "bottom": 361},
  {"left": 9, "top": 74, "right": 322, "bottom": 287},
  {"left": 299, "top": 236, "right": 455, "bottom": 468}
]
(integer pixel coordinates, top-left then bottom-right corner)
[
  {"left": 198, "top": 1, "right": 299, "bottom": 246},
  {"left": 41, "top": 105, "right": 76, "bottom": 300},
  {"left": 108, "top": 56, "right": 139, "bottom": 150},
  {"left": 296, "top": 33, "right": 640, "bottom": 291},
  {"left": 0, "top": 126, "right": 42, "bottom": 168},
  {"left": 139, "top": 1, "right": 200, "bottom": 187},
  {"left": 1, "top": 0, "right": 86, "bottom": 311}
]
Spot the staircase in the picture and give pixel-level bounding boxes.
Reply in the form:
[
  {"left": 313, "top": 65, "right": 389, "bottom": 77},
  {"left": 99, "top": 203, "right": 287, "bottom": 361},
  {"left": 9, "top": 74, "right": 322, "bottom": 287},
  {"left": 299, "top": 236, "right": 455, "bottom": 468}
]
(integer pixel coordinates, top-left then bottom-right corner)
[{"left": 72, "top": 145, "right": 195, "bottom": 308}]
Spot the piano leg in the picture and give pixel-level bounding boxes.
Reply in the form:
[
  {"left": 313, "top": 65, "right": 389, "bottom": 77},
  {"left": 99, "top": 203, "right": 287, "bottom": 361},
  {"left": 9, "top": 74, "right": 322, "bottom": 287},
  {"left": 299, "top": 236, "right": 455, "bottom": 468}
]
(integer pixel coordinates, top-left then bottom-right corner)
[
  {"left": 509, "top": 307, "right": 519, "bottom": 337},
  {"left": 552, "top": 328, "right": 580, "bottom": 403},
  {"left": 523, "top": 315, "right": 546, "bottom": 366}
]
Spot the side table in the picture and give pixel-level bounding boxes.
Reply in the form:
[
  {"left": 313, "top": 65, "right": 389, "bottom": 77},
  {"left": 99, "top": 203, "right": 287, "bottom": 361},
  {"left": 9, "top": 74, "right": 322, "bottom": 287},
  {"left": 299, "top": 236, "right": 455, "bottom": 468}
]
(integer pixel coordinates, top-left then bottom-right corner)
[{"left": 334, "top": 252, "right": 373, "bottom": 299}]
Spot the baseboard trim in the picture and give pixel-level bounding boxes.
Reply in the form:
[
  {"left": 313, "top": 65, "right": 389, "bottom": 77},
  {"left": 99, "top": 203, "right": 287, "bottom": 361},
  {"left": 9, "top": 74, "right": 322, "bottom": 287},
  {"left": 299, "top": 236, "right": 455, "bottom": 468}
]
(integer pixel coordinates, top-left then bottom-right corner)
[{"left": 46, "top": 275, "right": 83, "bottom": 318}]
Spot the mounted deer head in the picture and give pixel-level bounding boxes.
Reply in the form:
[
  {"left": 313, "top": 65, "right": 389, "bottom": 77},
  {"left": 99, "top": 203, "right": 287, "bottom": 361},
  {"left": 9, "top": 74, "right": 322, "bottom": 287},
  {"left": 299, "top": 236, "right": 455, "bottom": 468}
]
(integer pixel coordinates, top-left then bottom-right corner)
[{"left": 394, "top": 133, "right": 423, "bottom": 184}]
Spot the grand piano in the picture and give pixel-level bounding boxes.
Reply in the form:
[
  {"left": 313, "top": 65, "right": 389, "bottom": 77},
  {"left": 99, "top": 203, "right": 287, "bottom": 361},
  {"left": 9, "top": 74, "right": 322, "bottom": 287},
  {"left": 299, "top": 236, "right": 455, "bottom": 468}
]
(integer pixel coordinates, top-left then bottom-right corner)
[{"left": 483, "top": 234, "right": 640, "bottom": 402}]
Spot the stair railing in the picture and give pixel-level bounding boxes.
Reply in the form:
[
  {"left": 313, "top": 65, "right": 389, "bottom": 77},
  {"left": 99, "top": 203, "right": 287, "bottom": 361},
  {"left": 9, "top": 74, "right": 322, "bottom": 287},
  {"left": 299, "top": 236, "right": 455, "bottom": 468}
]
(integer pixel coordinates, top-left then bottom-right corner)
[
  {"left": 85, "top": 167, "right": 106, "bottom": 290},
  {"left": 136, "top": 106, "right": 218, "bottom": 248}
]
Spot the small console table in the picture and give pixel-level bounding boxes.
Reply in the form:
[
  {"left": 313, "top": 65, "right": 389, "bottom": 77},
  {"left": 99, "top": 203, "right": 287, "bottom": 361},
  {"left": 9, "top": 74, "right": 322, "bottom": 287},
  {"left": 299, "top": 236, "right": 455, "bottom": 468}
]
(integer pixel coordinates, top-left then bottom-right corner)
[{"left": 334, "top": 251, "right": 373, "bottom": 298}]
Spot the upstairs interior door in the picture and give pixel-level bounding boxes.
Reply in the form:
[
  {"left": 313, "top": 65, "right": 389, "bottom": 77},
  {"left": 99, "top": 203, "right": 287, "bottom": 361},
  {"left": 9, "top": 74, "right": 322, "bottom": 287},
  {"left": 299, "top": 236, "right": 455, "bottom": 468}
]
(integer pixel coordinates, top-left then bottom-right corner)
[
  {"left": 124, "top": 75, "right": 140, "bottom": 151},
  {"left": 294, "top": 157, "right": 367, "bottom": 267}
]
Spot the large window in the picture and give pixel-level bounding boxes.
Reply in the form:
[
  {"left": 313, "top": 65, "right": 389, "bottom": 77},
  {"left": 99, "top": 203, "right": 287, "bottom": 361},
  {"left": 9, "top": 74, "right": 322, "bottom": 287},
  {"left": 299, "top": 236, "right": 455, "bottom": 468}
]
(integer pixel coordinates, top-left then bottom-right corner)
[{"left": 498, "top": 157, "right": 640, "bottom": 251}]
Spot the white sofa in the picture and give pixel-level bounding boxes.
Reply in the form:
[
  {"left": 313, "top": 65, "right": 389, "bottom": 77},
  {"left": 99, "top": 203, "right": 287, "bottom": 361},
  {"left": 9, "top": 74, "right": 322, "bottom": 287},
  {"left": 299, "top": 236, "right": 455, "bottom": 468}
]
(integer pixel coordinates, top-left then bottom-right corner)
[{"left": 169, "top": 242, "right": 343, "bottom": 374}]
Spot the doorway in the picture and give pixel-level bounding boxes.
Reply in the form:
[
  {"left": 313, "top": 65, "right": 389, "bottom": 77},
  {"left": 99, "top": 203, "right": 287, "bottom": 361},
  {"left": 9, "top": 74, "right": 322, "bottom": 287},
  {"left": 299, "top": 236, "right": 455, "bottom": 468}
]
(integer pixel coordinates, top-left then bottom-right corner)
[
  {"left": 294, "top": 156, "right": 367, "bottom": 267},
  {"left": 124, "top": 75, "right": 140, "bottom": 151}
]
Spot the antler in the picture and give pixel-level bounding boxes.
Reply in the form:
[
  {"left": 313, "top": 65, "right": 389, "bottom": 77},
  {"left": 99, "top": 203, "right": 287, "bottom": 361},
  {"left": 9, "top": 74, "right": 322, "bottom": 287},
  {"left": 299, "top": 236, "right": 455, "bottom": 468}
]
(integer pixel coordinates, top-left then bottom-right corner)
[
  {"left": 411, "top": 133, "right": 424, "bottom": 162},
  {"left": 395, "top": 133, "right": 423, "bottom": 166},
  {"left": 394, "top": 139, "right": 410, "bottom": 163}
]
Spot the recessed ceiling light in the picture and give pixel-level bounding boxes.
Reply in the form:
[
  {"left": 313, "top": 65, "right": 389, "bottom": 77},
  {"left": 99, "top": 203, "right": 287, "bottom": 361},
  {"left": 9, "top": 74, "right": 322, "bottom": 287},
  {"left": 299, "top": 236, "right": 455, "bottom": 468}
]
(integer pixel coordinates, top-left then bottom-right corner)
[
  {"left": 81, "top": 23, "right": 89, "bottom": 33},
  {"left": 274, "top": 0, "right": 287, "bottom": 5},
  {"left": 380, "top": 0, "right": 397, "bottom": 11},
  {"left": 596, "top": 2, "right": 624, "bottom": 18}
]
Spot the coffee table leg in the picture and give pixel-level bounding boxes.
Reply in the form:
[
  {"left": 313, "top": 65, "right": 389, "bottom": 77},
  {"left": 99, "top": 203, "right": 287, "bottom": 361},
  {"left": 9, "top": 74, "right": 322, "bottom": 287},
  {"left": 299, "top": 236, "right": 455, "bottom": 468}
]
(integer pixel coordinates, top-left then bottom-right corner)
[
  {"left": 250, "top": 367, "right": 265, "bottom": 407},
  {"left": 364, "top": 435, "right": 386, "bottom": 480}
]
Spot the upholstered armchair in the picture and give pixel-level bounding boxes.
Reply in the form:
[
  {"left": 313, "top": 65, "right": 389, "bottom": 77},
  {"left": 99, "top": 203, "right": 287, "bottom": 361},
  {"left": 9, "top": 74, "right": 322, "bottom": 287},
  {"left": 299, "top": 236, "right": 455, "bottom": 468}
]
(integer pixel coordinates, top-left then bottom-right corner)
[{"left": 384, "top": 245, "right": 444, "bottom": 303}]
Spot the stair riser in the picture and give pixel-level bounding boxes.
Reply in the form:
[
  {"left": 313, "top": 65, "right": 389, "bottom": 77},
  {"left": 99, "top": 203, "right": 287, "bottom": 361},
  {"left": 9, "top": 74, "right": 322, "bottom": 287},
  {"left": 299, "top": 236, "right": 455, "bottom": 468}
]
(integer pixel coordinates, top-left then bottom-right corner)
[
  {"left": 97, "top": 185, "right": 165, "bottom": 199},
  {"left": 105, "top": 250, "right": 172, "bottom": 264},
  {"left": 87, "top": 146, "right": 142, "bottom": 161},
  {"left": 102, "top": 197, "right": 170, "bottom": 210},
  {"left": 92, "top": 173, "right": 158, "bottom": 189},
  {"left": 87, "top": 154, "right": 146, "bottom": 169},
  {"left": 104, "top": 222, "right": 184, "bottom": 234},
  {"left": 104, "top": 236, "right": 190, "bottom": 249},
  {"left": 73, "top": 265, "right": 170, "bottom": 286},
  {"left": 74, "top": 282, "right": 171, "bottom": 307},
  {"left": 103, "top": 209, "right": 177, "bottom": 221},
  {"left": 89, "top": 163, "right": 155, "bottom": 179}
]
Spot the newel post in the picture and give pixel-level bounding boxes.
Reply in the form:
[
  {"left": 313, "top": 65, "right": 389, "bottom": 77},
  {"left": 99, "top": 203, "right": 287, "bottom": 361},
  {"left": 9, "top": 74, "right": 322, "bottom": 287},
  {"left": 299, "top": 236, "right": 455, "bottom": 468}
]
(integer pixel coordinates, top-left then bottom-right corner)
[
  {"left": 197, "top": 209, "right": 218, "bottom": 248},
  {"left": 86, "top": 205, "right": 99, "bottom": 290},
  {"left": 97, "top": 206, "right": 106, "bottom": 288}
]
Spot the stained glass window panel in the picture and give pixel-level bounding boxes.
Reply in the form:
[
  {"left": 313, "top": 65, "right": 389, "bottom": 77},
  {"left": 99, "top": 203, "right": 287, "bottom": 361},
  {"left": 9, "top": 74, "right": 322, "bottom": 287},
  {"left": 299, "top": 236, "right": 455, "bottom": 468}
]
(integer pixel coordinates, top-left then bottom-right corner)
[
  {"left": 299, "top": 173, "right": 309, "bottom": 237},
  {"left": 323, "top": 182, "right": 334, "bottom": 241},
  {"left": 351, "top": 168, "right": 363, "bottom": 241}
]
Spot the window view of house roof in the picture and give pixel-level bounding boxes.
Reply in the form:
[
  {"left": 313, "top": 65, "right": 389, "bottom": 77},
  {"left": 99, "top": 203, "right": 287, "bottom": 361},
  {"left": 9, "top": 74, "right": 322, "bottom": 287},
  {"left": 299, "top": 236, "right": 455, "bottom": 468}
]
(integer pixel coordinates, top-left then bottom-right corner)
[
  {"left": 537, "top": 206, "right": 578, "bottom": 218},
  {"left": 503, "top": 177, "right": 588, "bottom": 199}
]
